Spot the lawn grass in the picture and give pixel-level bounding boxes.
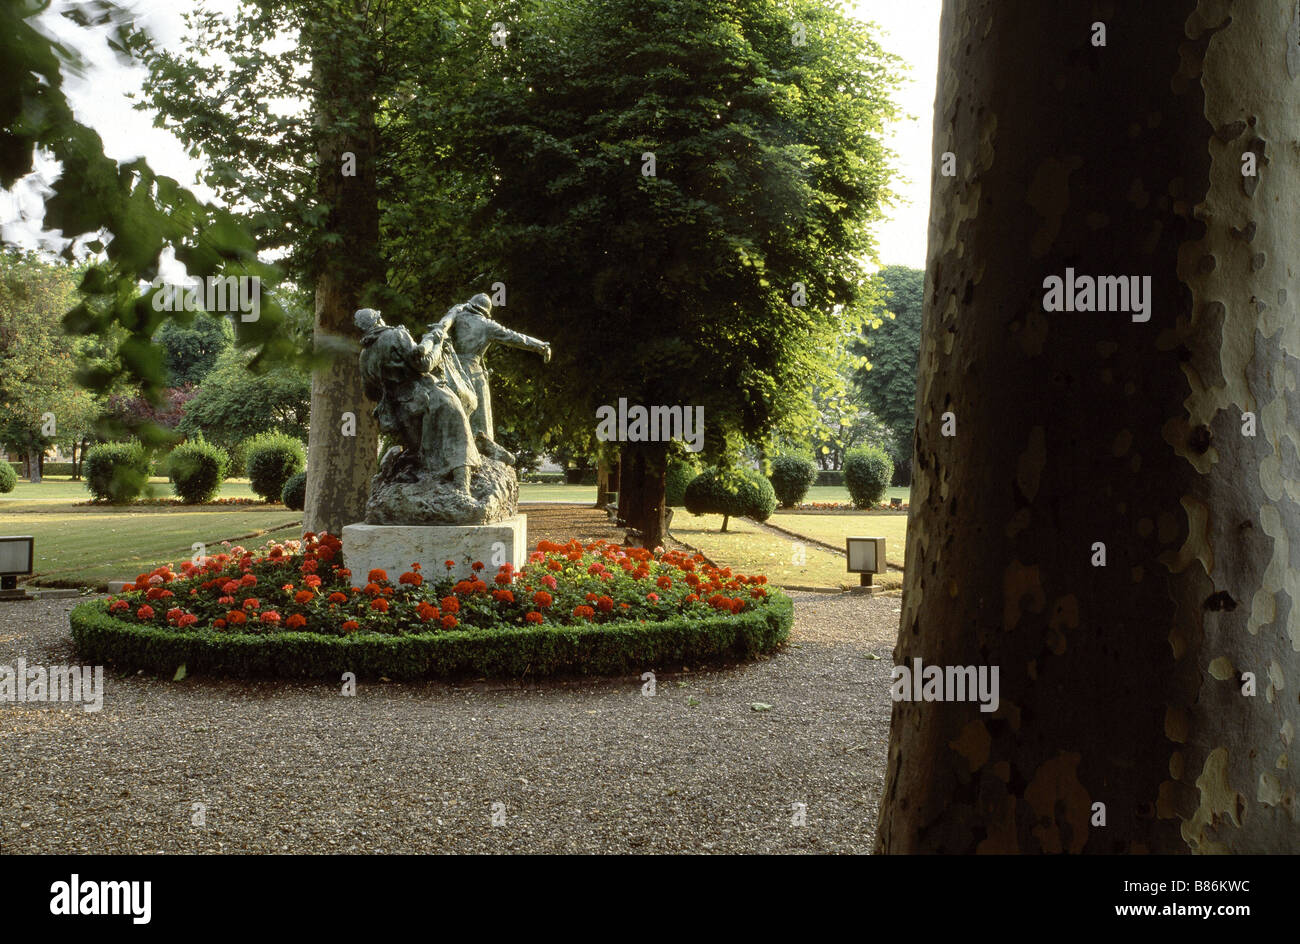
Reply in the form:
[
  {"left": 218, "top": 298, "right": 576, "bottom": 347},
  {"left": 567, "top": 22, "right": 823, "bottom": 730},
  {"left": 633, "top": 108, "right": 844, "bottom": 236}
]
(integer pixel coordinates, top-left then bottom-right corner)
[
  {"left": 669, "top": 512, "right": 902, "bottom": 591},
  {"left": 763, "top": 513, "right": 909, "bottom": 569},
  {"left": 2, "top": 477, "right": 297, "bottom": 589},
  {"left": 1, "top": 476, "right": 910, "bottom": 591}
]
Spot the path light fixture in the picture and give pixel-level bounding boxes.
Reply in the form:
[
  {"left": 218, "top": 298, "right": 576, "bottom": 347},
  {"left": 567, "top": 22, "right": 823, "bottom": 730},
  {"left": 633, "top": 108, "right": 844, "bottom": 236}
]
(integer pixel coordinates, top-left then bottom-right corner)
[
  {"left": 0, "top": 535, "right": 34, "bottom": 596},
  {"left": 845, "top": 536, "right": 885, "bottom": 589}
]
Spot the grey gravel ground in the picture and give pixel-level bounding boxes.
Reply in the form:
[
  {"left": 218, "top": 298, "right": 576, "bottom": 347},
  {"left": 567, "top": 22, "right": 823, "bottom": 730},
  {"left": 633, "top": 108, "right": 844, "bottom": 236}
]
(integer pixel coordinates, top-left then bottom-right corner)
[{"left": 0, "top": 592, "right": 900, "bottom": 854}]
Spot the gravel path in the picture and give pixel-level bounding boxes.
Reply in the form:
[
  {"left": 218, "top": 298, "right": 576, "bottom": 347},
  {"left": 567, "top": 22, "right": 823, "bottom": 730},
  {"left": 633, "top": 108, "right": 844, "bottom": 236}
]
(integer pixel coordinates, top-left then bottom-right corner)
[{"left": 0, "top": 536, "right": 902, "bottom": 853}]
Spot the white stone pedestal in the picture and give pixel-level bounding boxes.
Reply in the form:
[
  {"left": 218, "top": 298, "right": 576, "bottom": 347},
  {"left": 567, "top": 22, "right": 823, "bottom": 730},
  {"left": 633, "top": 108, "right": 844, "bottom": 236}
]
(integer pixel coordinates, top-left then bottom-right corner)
[{"left": 341, "top": 515, "right": 527, "bottom": 587}]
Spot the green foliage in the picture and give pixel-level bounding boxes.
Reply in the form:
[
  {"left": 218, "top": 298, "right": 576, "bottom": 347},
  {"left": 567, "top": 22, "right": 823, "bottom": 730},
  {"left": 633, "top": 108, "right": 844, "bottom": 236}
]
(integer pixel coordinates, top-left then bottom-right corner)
[
  {"left": 281, "top": 470, "right": 308, "bottom": 511},
  {"left": 83, "top": 441, "right": 151, "bottom": 504},
  {"left": 245, "top": 432, "right": 306, "bottom": 502},
  {"left": 155, "top": 316, "right": 233, "bottom": 387},
  {"left": 684, "top": 468, "right": 777, "bottom": 530},
  {"left": 428, "top": 0, "right": 903, "bottom": 476},
  {"left": 178, "top": 347, "right": 311, "bottom": 451},
  {"left": 853, "top": 265, "right": 924, "bottom": 475},
  {"left": 768, "top": 455, "right": 817, "bottom": 508},
  {"left": 71, "top": 595, "right": 791, "bottom": 680},
  {"left": 0, "top": 252, "right": 99, "bottom": 461},
  {"left": 0, "top": 460, "right": 16, "bottom": 493},
  {"left": 168, "top": 439, "right": 229, "bottom": 504},
  {"left": 665, "top": 456, "right": 702, "bottom": 507},
  {"left": 0, "top": 1, "right": 294, "bottom": 415},
  {"left": 843, "top": 446, "right": 893, "bottom": 509}
]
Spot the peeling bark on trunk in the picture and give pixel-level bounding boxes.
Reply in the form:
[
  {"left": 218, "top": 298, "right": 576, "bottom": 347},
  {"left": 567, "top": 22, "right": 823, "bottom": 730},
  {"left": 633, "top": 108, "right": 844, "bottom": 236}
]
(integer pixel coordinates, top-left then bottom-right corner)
[
  {"left": 876, "top": 1, "right": 1300, "bottom": 853},
  {"left": 301, "top": 36, "right": 382, "bottom": 537}
]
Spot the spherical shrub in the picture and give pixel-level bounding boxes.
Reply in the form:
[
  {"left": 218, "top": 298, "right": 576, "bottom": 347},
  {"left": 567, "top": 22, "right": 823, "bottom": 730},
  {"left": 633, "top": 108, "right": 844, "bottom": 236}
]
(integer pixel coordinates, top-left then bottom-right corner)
[
  {"left": 281, "top": 469, "right": 308, "bottom": 511},
  {"left": 245, "top": 432, "right": 306, "bottom": 503},
  {"left": 169, "top": 440, "right": 230, "bottom": 504},
  {"left": 683, "top": 468, "right": 777, "bottom": 531},
  {"left": 665, "top": 457, "right": 701, "bottom": 507},
  {"left": 843, "top": 445, "right": 893, "bottom": 509},
  {"left": 83, "top": 441, "right": 151, "bottom": 504},
  {"left": 768, "top": 454, "right": 817, "bottom": 508},
  {"left": 0, "top": 462, "right": 17, "bottom": 494}
]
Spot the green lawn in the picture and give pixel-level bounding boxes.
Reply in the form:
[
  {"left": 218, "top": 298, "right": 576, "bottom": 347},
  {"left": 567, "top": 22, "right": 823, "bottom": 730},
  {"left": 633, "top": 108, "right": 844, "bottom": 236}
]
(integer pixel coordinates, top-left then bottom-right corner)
[
  {"left": 764, "top": 512, "right": 908, "bottom": 569},
  {"left": 1, "top": 476, "right": 910, "bottom": 591},
  {"left": 2, "top": 477, "right": 296, "bottom": 588},
  {"left": 670, "top": 512, "right": 903, "bottom": 591}
]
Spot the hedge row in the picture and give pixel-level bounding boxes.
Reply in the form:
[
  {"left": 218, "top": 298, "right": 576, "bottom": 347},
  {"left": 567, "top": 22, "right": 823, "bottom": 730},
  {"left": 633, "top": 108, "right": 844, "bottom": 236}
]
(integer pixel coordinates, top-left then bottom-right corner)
[{"left": 69, "top": 595, "right": 793, "bottom": 680}]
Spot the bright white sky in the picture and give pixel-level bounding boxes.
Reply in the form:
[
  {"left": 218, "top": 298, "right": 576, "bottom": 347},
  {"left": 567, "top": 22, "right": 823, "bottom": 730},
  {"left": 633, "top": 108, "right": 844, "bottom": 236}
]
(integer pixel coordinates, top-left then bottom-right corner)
[{"left": 2, "top": 0, "right": 941, "bottom": 269}]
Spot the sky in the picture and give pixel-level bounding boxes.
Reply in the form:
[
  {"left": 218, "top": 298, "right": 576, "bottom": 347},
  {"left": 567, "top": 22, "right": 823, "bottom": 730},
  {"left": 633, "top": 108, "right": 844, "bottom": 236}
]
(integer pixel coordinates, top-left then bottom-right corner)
[{"left": 2, "top": 0, "right": 942, "bottom": 270}]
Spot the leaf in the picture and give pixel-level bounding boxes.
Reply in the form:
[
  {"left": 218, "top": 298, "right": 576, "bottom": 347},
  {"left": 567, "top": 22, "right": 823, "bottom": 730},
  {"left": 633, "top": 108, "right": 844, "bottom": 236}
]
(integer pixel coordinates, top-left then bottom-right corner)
[
  {"left": 173, "top": 663, "right": 187, "bottom": 681},
  {"left": 750, "top": 702, "right": 772, "bottom": 711}
]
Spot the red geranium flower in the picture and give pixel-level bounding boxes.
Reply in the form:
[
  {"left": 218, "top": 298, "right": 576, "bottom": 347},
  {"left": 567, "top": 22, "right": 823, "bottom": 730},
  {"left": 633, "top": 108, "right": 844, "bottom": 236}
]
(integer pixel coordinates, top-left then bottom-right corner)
[
  {"left": 572, "top": 605, "right": 595, "bottom": 620},
  {"left": 440, "top": 614, "right": 458, "bottom": 629},
  {"left": 532, "top": 590, "right": 552, "bottom": 609},
  {"left": 294, "top": 590, "right": 314, "bottom": 604},
  {"left": 441, "top": 597, "right": 460, "bottom": 615},
  {"left": 260, "top": 611, "right": 281, "bottom": 624},
  {"left": 136, "top": 605, "right": 155, "bottom": 620},
  {"left": 399, "top": 571, "right": 423, "bottom": 586},
  {"left": 342, "top": 620, "right": 360, "bottom": 633},
  {"left": 328, "top": 592, "right": 348, "bottom": 604},
  {"left": 367, "top": 568, "right": 388, "bottom": 583},
  {"left": 285, "top": 614, "right": 307, "bottom": 629},
  {"left": 371, "top": 598, "right": 389, "bottom": 613},
  {"left": 525, "top": 611, "right": 544, "bottom": 624}
]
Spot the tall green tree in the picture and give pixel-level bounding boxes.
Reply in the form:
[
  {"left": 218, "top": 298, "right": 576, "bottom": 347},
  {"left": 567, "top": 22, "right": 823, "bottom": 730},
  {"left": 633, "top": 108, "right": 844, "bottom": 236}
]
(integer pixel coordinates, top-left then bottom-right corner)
[
  {"left": 0, "top": 251, "right": 98, "bottom": 481},
  {"left": 434, "top": 0, "right": 902, "bottom": 546},
  {"left": 139, "top": 0, "right": 484, "bottom": 533},
  {"left": 853, "top": 264, "right": 923, "bottom": 482}
]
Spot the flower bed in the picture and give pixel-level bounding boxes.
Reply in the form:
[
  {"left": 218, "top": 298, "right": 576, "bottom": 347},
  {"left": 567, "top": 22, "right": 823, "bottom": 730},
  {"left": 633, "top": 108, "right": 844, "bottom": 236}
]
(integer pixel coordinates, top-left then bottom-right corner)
[
  {"left": 70, "top": 533, "right": 792, "bottom": 679},
  {"left": 788, "top": 500, "right": 909, "bottom": 512}
]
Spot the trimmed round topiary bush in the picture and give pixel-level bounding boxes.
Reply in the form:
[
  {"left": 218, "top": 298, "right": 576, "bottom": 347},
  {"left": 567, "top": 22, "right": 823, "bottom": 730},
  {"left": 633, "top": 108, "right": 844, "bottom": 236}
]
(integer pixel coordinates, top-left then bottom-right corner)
[
  {"left": 683, "top": 468, "right": 777, "bottom": 531},
  {"left": 169, "top": 440, "right": 230, "bottom": 504},
  {"left": 83, "top": 441, "right": 152, "bottom": 504},
  {"left": 71, "top": 536, "right": 791, "bottom": 680},
  {"left": 281, "top": 469, "right": 307, "bottom": 511},
  {"left": 0, "top": 461, "right": 16, "bottom": 494},
  {"left": 665, "top": 457, "right": 701, "bottom": 507},
  {"left": 843, "top": 445, "right": 893, "bottom": 509},
  {"left": 768, "top": 455, "right": 817, "bottom": 508},
  {"left": 245, "top": 432, "right": 306, "bottom": 502}
]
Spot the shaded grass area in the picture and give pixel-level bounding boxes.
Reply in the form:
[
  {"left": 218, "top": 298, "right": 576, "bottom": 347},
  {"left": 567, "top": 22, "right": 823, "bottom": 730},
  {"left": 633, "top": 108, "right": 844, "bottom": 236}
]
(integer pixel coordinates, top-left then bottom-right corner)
[{"left": 669, "top": 512, "right": 902, "bottom": 592}]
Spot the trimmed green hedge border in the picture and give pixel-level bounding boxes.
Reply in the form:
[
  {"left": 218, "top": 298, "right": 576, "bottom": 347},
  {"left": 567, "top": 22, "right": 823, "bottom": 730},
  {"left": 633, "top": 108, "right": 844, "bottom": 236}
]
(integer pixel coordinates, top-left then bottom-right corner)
[{"left": 70, "top": 595, "right": 793, "bottom": 680}]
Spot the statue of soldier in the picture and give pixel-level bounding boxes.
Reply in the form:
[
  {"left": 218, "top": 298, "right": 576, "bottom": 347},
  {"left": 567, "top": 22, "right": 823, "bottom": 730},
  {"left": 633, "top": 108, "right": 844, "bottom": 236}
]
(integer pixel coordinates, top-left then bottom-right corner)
[
  {"left": 434, "top": 293, "right": 551, "bottom": 465},
  {"left": 355, "top": 308, "right": 479, "bottom": 500}
]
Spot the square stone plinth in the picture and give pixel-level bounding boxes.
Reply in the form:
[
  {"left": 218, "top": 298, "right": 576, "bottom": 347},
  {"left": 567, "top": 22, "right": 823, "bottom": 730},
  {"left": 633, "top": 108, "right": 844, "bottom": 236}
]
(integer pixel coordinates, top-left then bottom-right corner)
[{"left": 341, "top": 516, "right": 527, "bottom": 586}]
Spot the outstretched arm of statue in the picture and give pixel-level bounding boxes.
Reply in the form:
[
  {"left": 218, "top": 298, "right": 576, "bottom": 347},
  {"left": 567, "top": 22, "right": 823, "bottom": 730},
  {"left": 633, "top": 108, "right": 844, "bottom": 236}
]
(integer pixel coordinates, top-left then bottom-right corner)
[{"left": 485, "top": 318, "right": 551, "bottom": 361}]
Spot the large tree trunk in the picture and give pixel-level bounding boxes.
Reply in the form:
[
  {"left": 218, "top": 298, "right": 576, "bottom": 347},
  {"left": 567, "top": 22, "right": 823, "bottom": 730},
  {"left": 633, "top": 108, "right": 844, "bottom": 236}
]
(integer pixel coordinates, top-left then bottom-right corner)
[
  {"left": 876, "top": 2, "right": 1300, "bottom": 853},
  {"left": 617, "top": 443, "right": 667, "bottom": 548},
  {"left": 301, "top": 30, "right": 382, "bottom": 537}
]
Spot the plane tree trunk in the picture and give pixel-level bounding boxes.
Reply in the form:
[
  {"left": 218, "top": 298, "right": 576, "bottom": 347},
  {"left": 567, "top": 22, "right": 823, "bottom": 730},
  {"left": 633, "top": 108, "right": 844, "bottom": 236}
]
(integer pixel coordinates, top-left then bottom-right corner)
[
  {"left": 301, "top": 27, "right": 383, "bottom": 536},
  {"left": 876, "top": 1, "right": 1300, "bottom": 853}
]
